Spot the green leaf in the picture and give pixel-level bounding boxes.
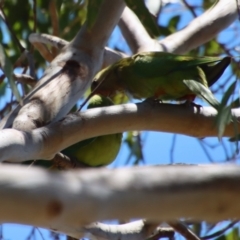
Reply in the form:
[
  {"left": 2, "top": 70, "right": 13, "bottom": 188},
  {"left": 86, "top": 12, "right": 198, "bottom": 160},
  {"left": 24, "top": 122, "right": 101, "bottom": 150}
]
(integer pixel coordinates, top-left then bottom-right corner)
[
  {"left": 192, "top": 222, "right": 202, "bottom": 237},
  {"left": 224, "top": 227, "right": 240, "bottom": 240},
  {"left": 214, "top": 226, "right": 240, "bottom": 240},
  {"left": 124, "top": 0, "right": 160, "bottom": 37},
  {"left": 182, "top": 79, "right": 234, "bottom": 139},
  {"left": 217, "top": 80, "right": 237, "bottom": 140},
  {"left": 220, "top": 80, "right": 237, "bottom": 107},
  {"left": 0, "top": 81, "right": 7, "bottom": 97},
  {"left": 203, "top": 40, "right": 222, "bottom": 56},
  {"left": 230, "top": 97, "right": 240, "bottom": 108},
  {"left": 216, "top": 235, "right": 227, "bottom": 240},
  {"left": 86, "top": 0, "right": 104, "bottom": 29},
  {"left": 168, "top": 15, "right": 180, "bottom": 33},
  {"left": 216, "top": 106, "right": 232, "bottom": 139},
  {"left": 0, "top": 43, "right": 22, "bottom": 103},
  {"left": 158, "top": 25, "right": 172, "bottom": 36},
  {"left": 183, "top": 79, "right": 219, "bottom": 109}
]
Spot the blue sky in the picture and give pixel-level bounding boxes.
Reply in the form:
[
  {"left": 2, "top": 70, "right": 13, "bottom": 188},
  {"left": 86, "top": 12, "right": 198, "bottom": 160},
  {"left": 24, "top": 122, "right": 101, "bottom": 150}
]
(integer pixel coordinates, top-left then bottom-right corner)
[{"left": 1, "top": 1, "right": 240, "bottom": 240}]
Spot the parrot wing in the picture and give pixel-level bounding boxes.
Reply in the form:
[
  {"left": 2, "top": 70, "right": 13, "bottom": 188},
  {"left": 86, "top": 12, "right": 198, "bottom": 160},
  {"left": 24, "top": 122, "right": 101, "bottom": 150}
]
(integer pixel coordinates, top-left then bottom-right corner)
[
  {"left": 61, "top": 138, "right": 96, "bottom": 157},
  {"left": 62, "top": 95, "right": 123, "bottom": 167},
  {"left": 129, "top": 52, "right": 227, "bottom": 79},
  {"left": 200, "top": 57, "right": 231, "bottom": 87}
]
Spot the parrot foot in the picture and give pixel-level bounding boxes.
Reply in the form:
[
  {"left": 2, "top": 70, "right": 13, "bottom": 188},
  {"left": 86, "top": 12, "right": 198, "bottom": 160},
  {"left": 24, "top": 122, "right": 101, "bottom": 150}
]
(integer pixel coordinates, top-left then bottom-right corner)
[
  {"left": 143, "top": 98, "right": 162, "bottom": 105},
  {"left": 183, "top": 100, "right": 202, "bottom": 112},
  {"left": 52, "top": 152, "right": 92, "bottom": 169}
]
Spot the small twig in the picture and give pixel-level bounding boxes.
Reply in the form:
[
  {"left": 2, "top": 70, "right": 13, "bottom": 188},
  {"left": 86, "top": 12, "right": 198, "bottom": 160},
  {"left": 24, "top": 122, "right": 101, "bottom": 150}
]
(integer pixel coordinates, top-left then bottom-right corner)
[
  {"left": 0, "top": 224, "right": 3, "bottom": 240},
  {"left": 49, "top": 0, "right": 59, "bottom": 57},
  {"left": 167, "top": 221, "right": 201, "bottom": 240},
  {"left": 202, "top": 220, "right": 239, "bottom": 239},
  {"left": 29, "top": 33, "right": 68, "bottom": 50},
  {"left": 181, "top": 0, "right": 198, "bottom": 18},
  {"left": 24, "top": 50, "right": 36, "bottom": 78},
  {"left": 236, "top": 0, "right": 240, "bottom": 21},
  {"left": 13, "top": 73, "right": 37, "bottom": 87},
  {"left": 49, "top": 0, "right": 59, "bottom": 36},
  {"left": 31, "top": 42, "right": 54, "bottom": 62},
  {"left": 29, "top": 33, "right": 67, "bottom": 61},
  {"left": 147, "top": 227, "right": 175, "bottom": 240},
  {"left": 144, "top": 221, "right": 175, "bottom": 240},
  {"left": 197, "top": 139, "right": 214, "bottom": 163},
  {"left": 14, "top": 51, "right": 28, "bottom": 68},
  {"left": 35, "top": 228, "right": 46, "bottom": 240},
  {"left": 26, "top": 227, "right": 36, "bottom": 240},
  {"left": 170, "top": 134, "right": 177, "bottom": 164}
]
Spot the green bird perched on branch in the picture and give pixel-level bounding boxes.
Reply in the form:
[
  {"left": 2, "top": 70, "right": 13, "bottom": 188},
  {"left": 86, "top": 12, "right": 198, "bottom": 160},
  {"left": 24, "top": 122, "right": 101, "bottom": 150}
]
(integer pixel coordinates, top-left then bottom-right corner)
[
  {"left": 62, "top": 95, "right": 122, "bottom": 167},
  {"left": 87, "top": 52, "right": 230, "bottom": 109}
]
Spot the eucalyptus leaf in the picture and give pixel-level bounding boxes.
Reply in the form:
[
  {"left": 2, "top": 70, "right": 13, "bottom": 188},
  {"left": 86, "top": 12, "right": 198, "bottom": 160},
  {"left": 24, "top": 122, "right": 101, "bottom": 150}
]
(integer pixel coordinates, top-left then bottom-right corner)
[
  {"left": 86, "top": 0, "right": 104, "bottom": 29},
  {"left": 124, "top": 0, "right": 160, "bottom": 37},
  {"left": 220, "top": 80, "right": 237, "bottom": 107},
  {"left": 216, "top": 106, "right": 232, "bottom": 139},
  {"left": 224, "top": 227, "right": 240, "bottom": 240},
  {"left": 183, "top": 79, "right": 219, "bottom": 109},
  {"left": 0, "top": 43, "right": 21, "bottom": 103}
]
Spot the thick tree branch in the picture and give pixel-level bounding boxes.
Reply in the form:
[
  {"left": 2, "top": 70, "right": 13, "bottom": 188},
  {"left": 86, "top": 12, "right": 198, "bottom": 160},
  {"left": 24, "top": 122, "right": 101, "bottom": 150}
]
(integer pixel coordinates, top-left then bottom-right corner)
[
  {"left": 119, "top": 7, "right": 161, "bottom": 53},
  {"left": 0, "top": 102, "right": 239, "bottom": 162},
  {"left": 0, "top": 0, "right": 125, "bottom": 131},
  {"left": 0, "top": 164, "right": 240, "bottom": 237},
  {"left": 160, "top": 0, "right": 238, "bottom": 53},
  {"left": 119, "top": 0, "right": 237, "bottom": 53},
  {"left": 71, "top": 1, "right": 126, "bottom": 51}
]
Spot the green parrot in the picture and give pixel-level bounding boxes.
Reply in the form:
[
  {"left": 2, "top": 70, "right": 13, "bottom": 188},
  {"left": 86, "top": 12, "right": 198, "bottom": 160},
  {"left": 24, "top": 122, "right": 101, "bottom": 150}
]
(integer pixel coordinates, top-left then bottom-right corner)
[
  {"left": 90, "top": 52, "right": 230, "bottom": 108},
  {"left": 62, "top": 95, "right": 122, "bottom": 167}
]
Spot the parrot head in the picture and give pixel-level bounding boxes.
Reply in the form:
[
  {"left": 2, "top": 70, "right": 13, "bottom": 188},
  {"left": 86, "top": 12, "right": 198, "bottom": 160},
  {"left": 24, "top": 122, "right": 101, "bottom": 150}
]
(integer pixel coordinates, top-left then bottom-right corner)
[
  {"left": 79, "top": 65, "right": 122, "bottom": 111},
  {"left": 91, "top": 65, "right": 121, "bottom": 97}
]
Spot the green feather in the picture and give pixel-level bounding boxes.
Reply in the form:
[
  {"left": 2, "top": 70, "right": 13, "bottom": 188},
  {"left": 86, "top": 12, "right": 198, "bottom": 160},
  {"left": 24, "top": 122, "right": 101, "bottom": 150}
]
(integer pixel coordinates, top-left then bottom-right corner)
[{"left": 91, "top": 52, "right": 230, "bottom": 104}]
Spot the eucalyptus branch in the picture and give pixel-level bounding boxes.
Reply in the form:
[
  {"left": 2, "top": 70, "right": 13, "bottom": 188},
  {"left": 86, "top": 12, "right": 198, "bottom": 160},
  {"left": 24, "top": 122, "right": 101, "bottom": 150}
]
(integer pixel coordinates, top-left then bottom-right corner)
[
  {"left": 0, "top": 164, "right": 240, "bottom": 237},
  {"left": 119, "top": 0, "right": 237, "bottom": 54},
  {"left": 29, "top": 33, "right": 68, "bottom": 51},
  {"left": 13, "top": 73, "right": 36, "bottom": 87},
  {"left": 29, "top": 33, "right": 128, "bottom": 65},
  {"left": 0, "top": 0, "right": 125, "bottom": 131},
  {"left": 160, "top": 0, "right": 237, "bottom": 53},
  {"left": 119, "top": 7, "right": 161, "bottom": 53},
  {"left": 0, "top": 102, "right": 239, "bottom": 162}
]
